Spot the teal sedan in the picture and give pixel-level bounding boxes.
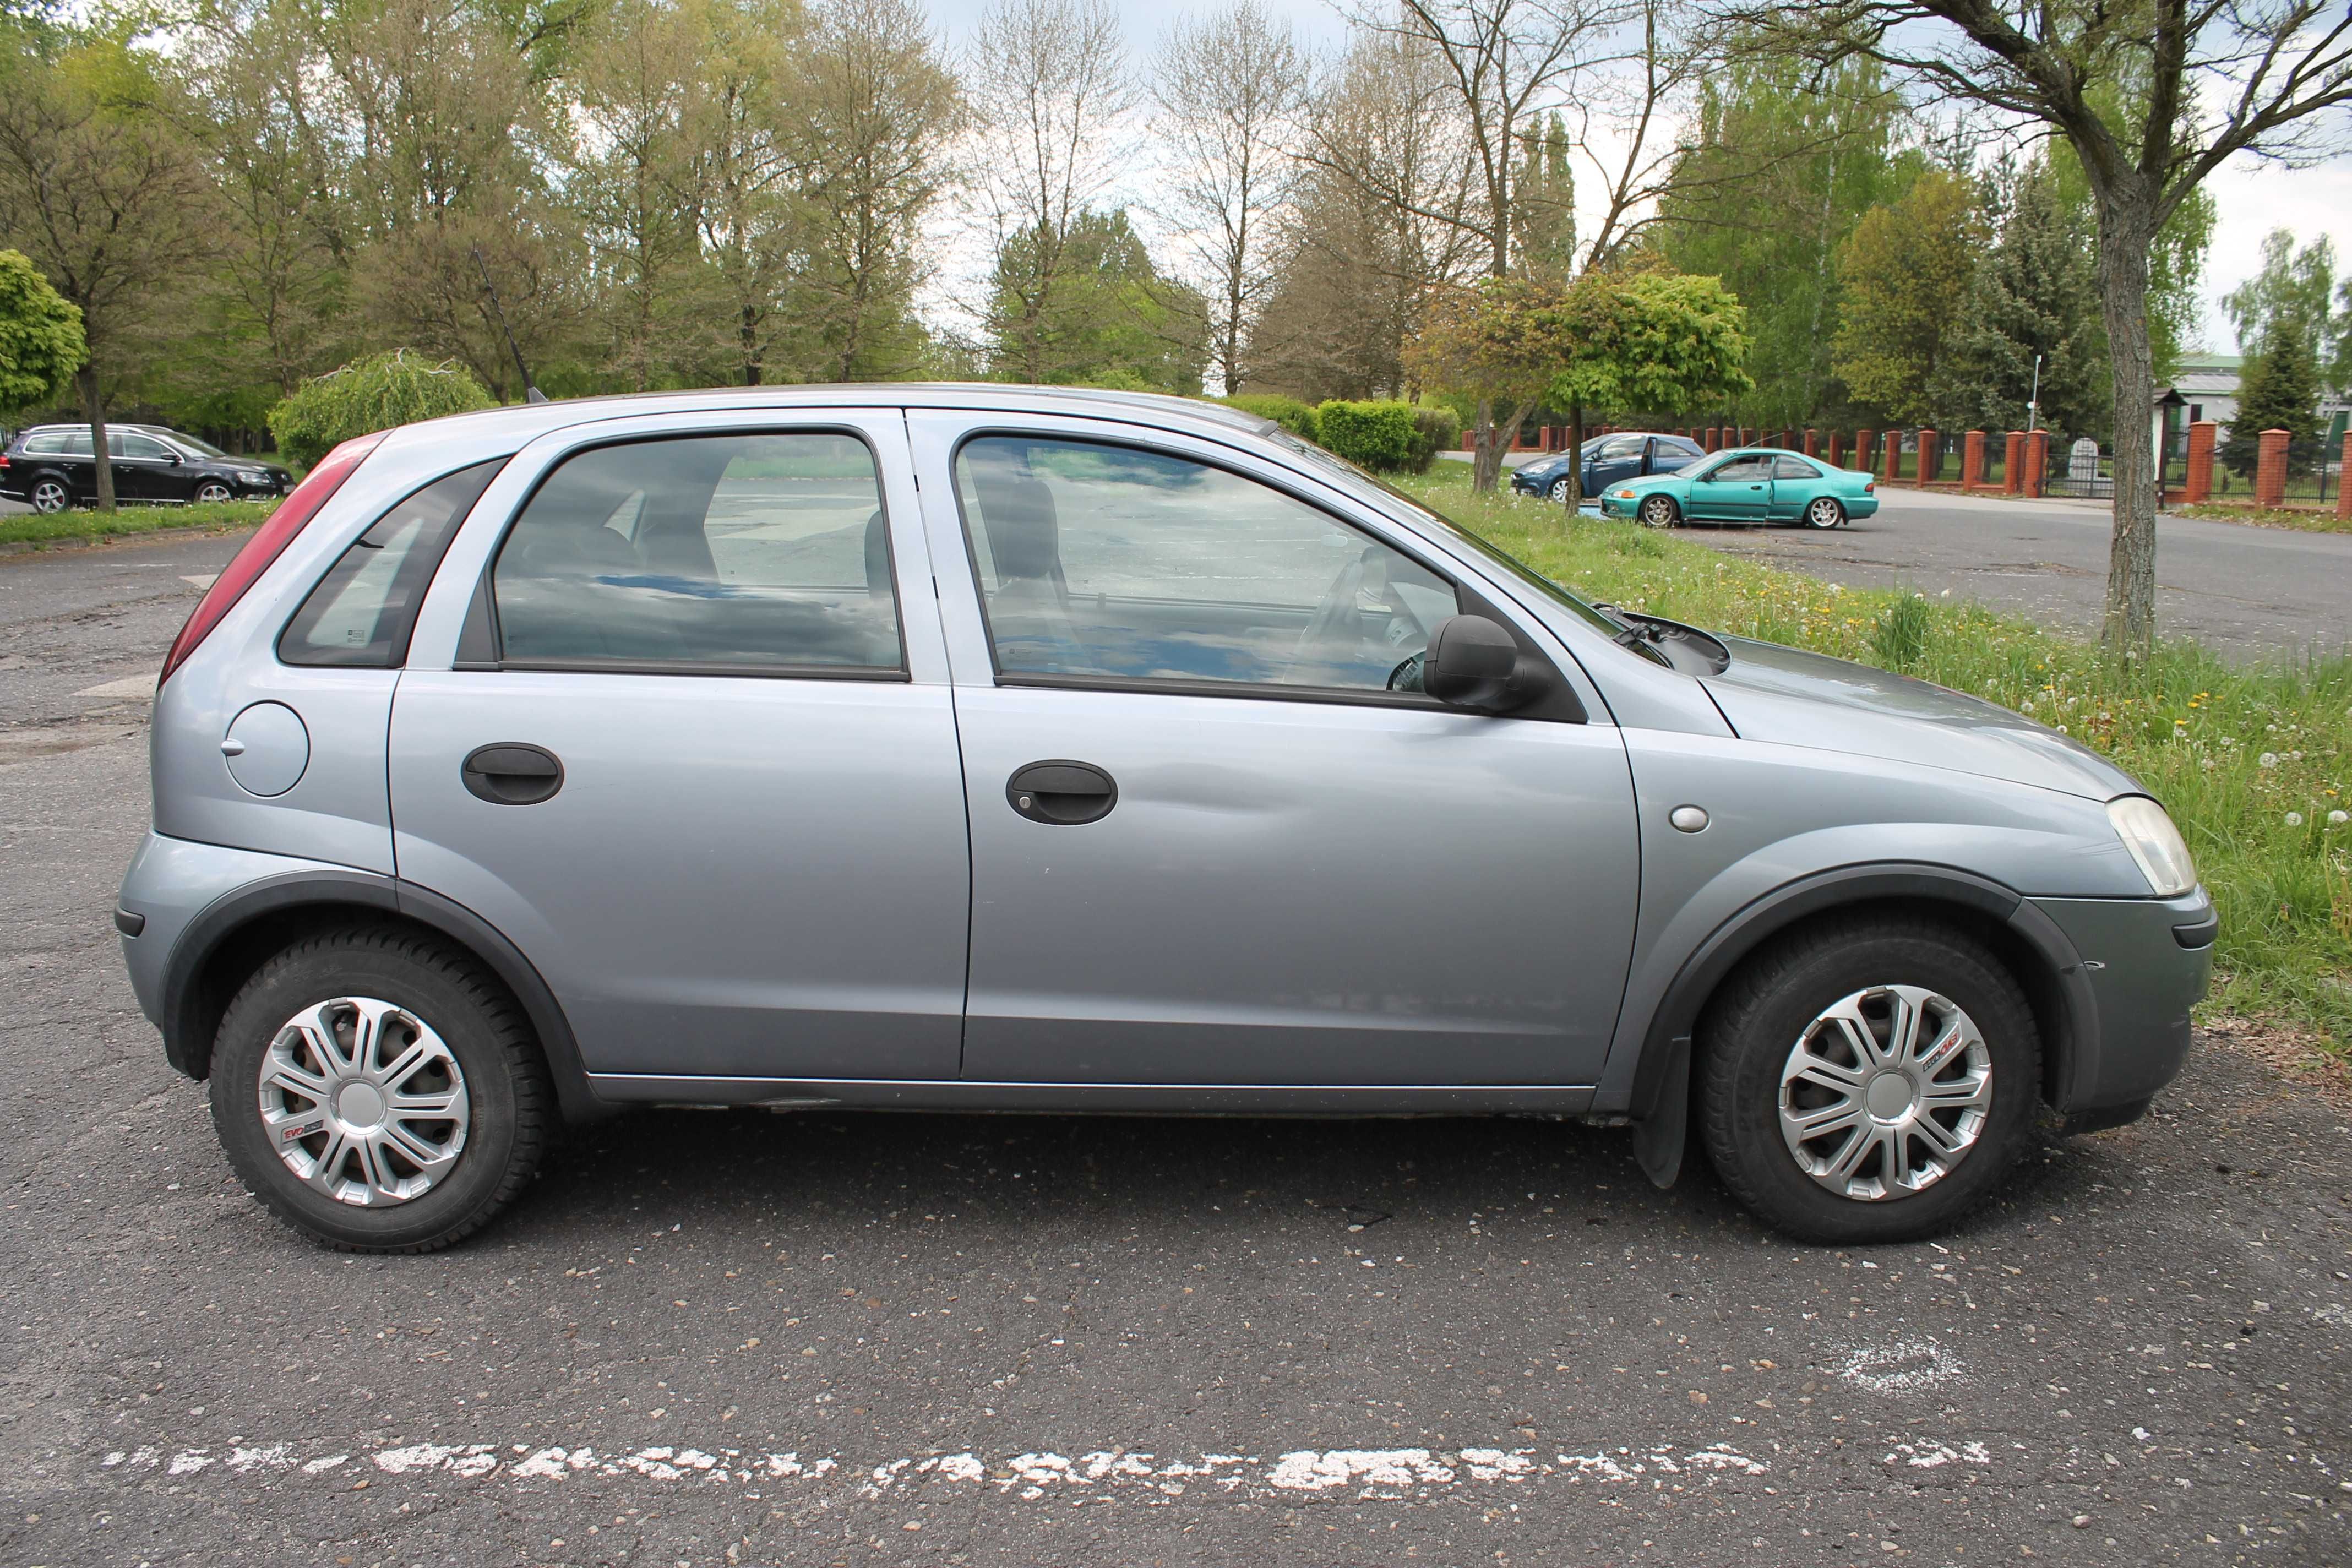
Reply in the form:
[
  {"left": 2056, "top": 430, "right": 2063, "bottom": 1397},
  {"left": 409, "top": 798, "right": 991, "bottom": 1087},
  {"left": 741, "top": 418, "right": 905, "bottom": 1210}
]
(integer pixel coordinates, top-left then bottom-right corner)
[{"left": 1596, "top": 448, "right": 1878, "bottom": 529}]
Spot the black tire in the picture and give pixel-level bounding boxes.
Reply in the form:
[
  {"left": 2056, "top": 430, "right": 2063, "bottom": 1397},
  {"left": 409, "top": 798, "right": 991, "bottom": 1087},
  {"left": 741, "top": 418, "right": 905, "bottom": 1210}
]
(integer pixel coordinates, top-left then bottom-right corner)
[
  {"left": 1548, "top": 477, "right": 1573, "bottom": 503},
  {"left": 194, "top": 480, "right": 233, "bottom": 505},
  {"left": 1803, "top": 496, "right": 1846, "bottom": 530},
  {"left": 1636, "top": 494, "right": 1680, "bottom": 529},
  {"left": 30, "top": 476, "right": 70, "bottom": 514},
  {"left": 209, "top": 925, "right": 552, "bottom": 1252},
  {"left": 1696, "top": 916, "right": 2039, "bottom": 1245}
]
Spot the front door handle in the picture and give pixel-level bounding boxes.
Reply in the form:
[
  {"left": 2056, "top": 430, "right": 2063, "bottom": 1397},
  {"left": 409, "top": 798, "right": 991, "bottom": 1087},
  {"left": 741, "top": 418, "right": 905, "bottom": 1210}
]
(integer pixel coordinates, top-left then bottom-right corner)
[
  {"left": 462, "top": 743, "right": 564, "bottom": 805},
  {"left": 1006, "top": 760, "right": 1117, "bottom": 825}
]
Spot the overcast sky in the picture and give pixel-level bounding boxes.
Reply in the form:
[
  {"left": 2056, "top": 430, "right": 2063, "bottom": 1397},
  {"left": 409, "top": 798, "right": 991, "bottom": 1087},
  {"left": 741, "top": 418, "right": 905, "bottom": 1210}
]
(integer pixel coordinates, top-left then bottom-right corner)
[{"left": 922, "top": 0, "right": 2351, "bottom": 357}]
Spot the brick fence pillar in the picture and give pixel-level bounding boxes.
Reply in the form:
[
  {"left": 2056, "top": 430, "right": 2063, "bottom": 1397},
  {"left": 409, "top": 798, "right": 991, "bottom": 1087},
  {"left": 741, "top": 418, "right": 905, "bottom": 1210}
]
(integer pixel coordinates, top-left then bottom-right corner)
[
  {"left": 2339, "top": 429, "right": 2352, "bottom": 521},
  {"left": 2184, "top": 421, "right": 2216, "bottom": 503},
  {"left": 1803, "top": 428, "right": 1819, "bottom": 458},
  {"left": 1855, "top": 428, "right": 1874, "bottom": 473},
  {"left": 1703, "top": 426, "right": 1719, "bottom": 452},
  {"left": 2253, "top": 428, "right": 2290, "bottom": 508},
  {"left": 1917, "top": 428, "right": 1939, "bottom": 486},
  {"left": 1883, "top": 430, "right": 1901, "bottom": 482},
  {"left": 2002, "top": 431, "right": 2024, "bottom": 494},
  {"left": 2023, "top": 430, "right": 2048, "bottom": 498},
  {"left": 1962, "top": 431, "right": 1985, "bottom": 491},
  {"left": 1825, "top": 431, "right": 1842, "bottom": 468}
]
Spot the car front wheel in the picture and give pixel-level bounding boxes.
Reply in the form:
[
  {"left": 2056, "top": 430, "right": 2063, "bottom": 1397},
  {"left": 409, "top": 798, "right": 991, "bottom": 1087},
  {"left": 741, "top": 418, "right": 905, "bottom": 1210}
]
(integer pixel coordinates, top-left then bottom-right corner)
[
  {"left": 30, "top": 478, "right": 70, "bottom": 514},
  {"left": 1697, "top": 916, "right": 2039, "bottom": 1244},
  {"left": 1637, "top": 495, "right": 1679, "bottom": 529},
  {"left": 1548, "top": 477, "right": 1573, "bottom": 503},
  {"left": 210, "top": 925, "right": 552, "bottom": 1252},
  {"left": 194, "top": 480, "right": 233, "bottom": 505},
  {"left": 1804, "top": 497, "right": 1846, "bottom": 530}
]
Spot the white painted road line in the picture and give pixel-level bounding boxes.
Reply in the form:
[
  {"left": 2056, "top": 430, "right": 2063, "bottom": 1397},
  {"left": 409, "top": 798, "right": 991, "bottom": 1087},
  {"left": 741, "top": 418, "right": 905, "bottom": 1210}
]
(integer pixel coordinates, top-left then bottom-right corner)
[
  {"left": 72, "top": 674, "right": 155, "bottom": 701},
  {"left": 87, "top": 1436, "right": 2004, "bottom": 1498}
]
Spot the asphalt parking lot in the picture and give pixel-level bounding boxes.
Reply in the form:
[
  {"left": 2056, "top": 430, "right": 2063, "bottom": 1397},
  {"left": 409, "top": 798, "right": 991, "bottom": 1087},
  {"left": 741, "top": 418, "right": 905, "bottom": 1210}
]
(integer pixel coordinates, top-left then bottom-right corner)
[{"left": 2, "top": 531, "right": 2348, "bottom": 1566}]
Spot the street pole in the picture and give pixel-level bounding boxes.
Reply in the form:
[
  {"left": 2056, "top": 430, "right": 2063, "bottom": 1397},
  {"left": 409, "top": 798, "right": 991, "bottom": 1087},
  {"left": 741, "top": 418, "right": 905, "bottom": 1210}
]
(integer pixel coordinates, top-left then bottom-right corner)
[{"left": 2026, "top": 353, "right": 2042, "bottom": 435}]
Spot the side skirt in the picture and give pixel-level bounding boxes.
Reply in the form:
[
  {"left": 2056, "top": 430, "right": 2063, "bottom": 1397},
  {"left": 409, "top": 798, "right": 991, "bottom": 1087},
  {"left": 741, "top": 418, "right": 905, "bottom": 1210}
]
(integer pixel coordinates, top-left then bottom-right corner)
[{"left": 587, "top": 1075, "right": 1599, "bottom": 1117}]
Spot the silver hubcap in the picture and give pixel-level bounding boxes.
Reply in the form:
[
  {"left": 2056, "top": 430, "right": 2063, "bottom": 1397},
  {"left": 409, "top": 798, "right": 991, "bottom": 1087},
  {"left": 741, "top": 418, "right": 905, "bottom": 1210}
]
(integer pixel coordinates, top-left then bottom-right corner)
[
  {"left": 1640, "top": 498, "right": 1673, "bottom": 526},
  {"left": 1779, "top": 985, "right": 1992, "bottom": 1201},
  {"left": 1808, "top": 499, "right": 1839, "bottom": 527},
  {"left": 1549, "top": 479, "right": 1570, "bottom": 501},
  {"left": 197, "top": 483, "right": 230, "bottom": 503},
  {"left": 257, "top": 997, "right": 470, "bottom": 1206},
  {"left": 32, "top": 481, "right": 66, "bottom": 512}
]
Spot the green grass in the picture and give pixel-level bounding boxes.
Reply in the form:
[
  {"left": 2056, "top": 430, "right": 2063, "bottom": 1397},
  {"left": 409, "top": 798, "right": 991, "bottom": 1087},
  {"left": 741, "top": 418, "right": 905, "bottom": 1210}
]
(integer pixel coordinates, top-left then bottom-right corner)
[
  {"left": 0, "top": 498, "right": 277, "bottom": 547},
  {"left": 1395, "top": 464, "right": 2352, "bottom": 1049},
  {"left": 2174, "top": 501, "right": 2352, "bottom": 535}
]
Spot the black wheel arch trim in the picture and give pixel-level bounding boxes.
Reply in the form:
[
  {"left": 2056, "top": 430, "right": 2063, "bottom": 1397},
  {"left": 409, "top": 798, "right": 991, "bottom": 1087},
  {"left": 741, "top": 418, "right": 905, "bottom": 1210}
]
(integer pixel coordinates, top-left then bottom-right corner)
[
  {"left": 1623, "top": 862, "right": 2098, "bottom": 1188},
  {"left": 158, "top": 868, "right": 607, "bottom": 1124}
]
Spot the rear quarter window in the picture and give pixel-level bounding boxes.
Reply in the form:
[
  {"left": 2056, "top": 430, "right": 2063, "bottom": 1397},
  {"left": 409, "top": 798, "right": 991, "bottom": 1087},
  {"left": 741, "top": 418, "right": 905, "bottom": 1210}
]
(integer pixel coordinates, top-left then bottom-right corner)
[{"left": 280, "top": 460, "right": 506, "bottom": 667}]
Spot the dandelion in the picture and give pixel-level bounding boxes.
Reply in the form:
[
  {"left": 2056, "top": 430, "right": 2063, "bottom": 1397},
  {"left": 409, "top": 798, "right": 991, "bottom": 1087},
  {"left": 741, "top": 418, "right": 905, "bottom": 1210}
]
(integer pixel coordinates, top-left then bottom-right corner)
[
  {"left": 2285, "top": 812, "right": 2305, "bottom": 827},
  {"left": 2260, "top": 752, "right": 2279, "bottom": 767},
  {"left": 2330, "top": 811, "right": 2349, "bottom": 826}
]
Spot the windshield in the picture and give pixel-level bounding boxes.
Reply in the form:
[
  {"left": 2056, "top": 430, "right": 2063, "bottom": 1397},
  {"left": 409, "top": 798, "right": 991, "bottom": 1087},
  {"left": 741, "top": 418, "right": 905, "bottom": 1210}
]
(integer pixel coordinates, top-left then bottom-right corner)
[
  {"left": 167, "top": 432, "right": 231, "bottom": 458},
  {"left": 1265, "top": 432, "right": 1633, "bottom": 641}
]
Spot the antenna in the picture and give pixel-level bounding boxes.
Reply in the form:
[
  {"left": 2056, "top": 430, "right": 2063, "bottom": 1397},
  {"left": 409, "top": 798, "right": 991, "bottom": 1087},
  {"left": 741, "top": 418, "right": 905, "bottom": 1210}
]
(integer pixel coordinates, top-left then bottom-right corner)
[{"left": 472, "top": 247, "right": 548, "bottom": 405}]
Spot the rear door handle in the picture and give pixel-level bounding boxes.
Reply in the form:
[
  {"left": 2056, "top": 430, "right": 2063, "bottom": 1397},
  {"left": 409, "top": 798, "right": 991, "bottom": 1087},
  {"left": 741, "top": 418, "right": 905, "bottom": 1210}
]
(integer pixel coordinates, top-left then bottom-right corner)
[
  {"left": 1006, "top": 760, "right": 1117, "bottom": 825},
  {"left": 462, "top": 743, "right": 564, "bottom": 805}
]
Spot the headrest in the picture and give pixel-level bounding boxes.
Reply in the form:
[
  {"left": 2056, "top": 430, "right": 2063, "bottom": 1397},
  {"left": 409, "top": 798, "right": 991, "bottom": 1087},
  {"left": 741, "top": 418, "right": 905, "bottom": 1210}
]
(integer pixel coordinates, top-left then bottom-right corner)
[{"left": 971, "top": 468, "right": 1059, "bottom": 582}]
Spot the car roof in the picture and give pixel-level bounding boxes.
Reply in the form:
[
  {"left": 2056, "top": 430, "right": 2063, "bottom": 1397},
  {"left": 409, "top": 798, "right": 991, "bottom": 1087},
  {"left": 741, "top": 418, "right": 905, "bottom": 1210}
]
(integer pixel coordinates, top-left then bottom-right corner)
[{"left": 378, "top": 383, "right": 1281, "bottom": 454}]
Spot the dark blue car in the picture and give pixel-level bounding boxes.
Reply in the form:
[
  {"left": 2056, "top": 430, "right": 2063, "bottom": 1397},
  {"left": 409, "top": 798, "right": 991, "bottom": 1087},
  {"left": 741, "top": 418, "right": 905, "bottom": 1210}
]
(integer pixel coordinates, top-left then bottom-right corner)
[{"left": 1510, "top": 431, "right": 1706, "bottom": 501}]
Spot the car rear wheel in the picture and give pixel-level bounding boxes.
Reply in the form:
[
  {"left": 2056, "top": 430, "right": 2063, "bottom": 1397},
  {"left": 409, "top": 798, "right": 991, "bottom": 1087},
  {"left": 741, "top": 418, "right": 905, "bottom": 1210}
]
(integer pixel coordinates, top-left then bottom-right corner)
[
  {"left": 1804, "top": 497, "right": 1846, "bottom": 530},
  {"left": 1637, "top": 495, "right": 1679, "bottom": 529},
  {"left": 193, "top": 480, "right": 233, "bottom": 505},
  {"left": 1548, "top": 477, "right": 1573, "bottom": 503},
  {"left": 209, "top": 925, "right": 552, "bottom": 1252},
  {"left": 30, "top": 478, "right": 70, "bottom": 514},
  {"left": 1697, "top": 916, "right": 2039, "bottom": 1244}
]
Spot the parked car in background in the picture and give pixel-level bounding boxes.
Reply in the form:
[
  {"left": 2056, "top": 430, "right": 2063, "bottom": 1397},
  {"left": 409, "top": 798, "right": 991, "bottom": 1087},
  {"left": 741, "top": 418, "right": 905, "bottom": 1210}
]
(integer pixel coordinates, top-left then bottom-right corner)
[
  {"left": 118, "top": 386, "right": 2208, "bottom": 1255},
  {"left": 1511, "top": 431, "right": 1706, "bottom": 502},
  {"left": 0, "top": 424, "right": 292, "bottom": 513},
  {"left": 1600, "top": 448, "right": 1877, "bottom": 529}
]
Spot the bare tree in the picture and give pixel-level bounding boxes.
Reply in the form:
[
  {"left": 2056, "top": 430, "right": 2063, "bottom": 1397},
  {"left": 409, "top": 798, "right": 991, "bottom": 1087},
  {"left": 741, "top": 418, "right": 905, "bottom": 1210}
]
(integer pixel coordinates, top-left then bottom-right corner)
[
  {"left": 1147, "top": 0, "right": 1308, "bottom": 396},
  {"left": 1329, "top": 0, "right": 1626, "bottom": 487},
  {"left": 1571, "top": 0, "right": 1711, "bottom": 270},
  {"left": 1733, "top": 0, "right": 2352, "bottom": 652},
  {"left": 966, "top": 0, "right": 1135, "bottom": 383},
  {"left": 791, "top": 0, "right": 962, "bottom": 382},
  {"left": 1254, "top": 29, "right": 1480, "bottom": 400}
]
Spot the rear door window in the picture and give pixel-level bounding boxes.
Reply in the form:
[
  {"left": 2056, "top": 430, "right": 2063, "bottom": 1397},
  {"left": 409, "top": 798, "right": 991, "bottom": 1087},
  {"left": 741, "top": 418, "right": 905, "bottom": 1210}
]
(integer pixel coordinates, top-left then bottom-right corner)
[
  {"left": 281, "top": 461, "right": 506, "bottom": 667},
  {"left": 490, "top": 432, "right": 902, "bottom": 673}
]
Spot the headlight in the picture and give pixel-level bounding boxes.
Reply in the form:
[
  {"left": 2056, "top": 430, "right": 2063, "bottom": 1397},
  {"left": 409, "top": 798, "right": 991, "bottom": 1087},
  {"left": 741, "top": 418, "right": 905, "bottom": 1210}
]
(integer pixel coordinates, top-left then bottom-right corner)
[
  {"left": 236, "top": 469, "right": 271, "bottom": 483},
  {"left": 1616, "top": 488, "right": 1635, "bottom": 498},
  {"left": 2106, "top": 795, "right": 2196, "bottom": 896}
]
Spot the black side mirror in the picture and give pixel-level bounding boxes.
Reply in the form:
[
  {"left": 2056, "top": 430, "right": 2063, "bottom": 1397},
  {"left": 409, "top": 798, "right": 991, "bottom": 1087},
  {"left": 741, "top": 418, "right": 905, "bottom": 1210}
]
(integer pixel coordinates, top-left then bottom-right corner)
[{"left": 1422, "top": 614, "right": 1550, "bottom": 714}]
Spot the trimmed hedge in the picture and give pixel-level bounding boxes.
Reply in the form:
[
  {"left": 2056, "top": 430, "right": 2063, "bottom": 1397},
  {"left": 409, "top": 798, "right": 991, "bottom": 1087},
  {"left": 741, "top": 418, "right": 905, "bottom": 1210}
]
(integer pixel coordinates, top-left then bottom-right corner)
[
  {"left": 1221, "top": 393, "right": 1321, "bottom": 444},
  {"left": 1315, "top": 399, "right": 1420, "bottom": 471},
  {"left": 268, "top": 349, "right": 496, "bottom": 469},
  {"left": 1409, "top": 405, "right": 1461, "bottom": 472}
]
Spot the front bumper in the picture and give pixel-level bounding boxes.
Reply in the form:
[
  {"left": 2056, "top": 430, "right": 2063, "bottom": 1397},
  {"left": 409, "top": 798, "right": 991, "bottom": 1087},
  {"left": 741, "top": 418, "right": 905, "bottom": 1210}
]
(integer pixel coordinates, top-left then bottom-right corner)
[
  {"left": 1600, "top": 492, "right": 1641, "bottom": 518},
  {"left": 2030, "top": 888, "right": 2214, "bottom": 1126}
]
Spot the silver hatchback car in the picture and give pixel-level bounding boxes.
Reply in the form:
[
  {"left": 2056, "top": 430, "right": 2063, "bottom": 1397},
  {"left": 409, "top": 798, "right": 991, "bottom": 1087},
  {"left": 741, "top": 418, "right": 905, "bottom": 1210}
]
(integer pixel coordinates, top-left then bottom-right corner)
[{"left": 117, "top": 387, "right": 2213, "bottom": 1251}]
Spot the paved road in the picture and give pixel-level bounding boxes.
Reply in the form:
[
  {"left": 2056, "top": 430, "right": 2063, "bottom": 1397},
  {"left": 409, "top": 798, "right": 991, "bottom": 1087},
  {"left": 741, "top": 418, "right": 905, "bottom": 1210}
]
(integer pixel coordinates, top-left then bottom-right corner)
[
  {"left": 1692, "top": 488, "right": 2352, "bottom": 667},
  {"left": 3, "top": 531, "right": 2350, "bottom": 1567}
]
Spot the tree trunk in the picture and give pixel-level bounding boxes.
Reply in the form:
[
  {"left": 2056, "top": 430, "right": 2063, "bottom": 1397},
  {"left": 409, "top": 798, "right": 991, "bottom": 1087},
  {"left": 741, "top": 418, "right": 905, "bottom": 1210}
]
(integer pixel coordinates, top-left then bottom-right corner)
[
  {"left": 2093, "top": 189, "right": 2159, "bottom": 655},
  {"left": 1565, "top": 401, "right": 1584, "bottom": 514},
  {"left": 75, "top": 364, "right": 116, "bottom": 515},
  {"left": 1472, "top": 397, "right": 1502, "bottom": 492}
]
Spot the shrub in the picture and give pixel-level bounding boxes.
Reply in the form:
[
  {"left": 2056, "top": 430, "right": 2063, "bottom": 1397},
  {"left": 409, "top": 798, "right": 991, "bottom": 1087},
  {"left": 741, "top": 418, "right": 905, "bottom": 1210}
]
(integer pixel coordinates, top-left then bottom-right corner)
[
  {"left": 1222, "top": 393, "right": 1321, "bottom": 444},
  {"left": 268, "top": 350, "right": 497, "bottom": 469},
  {"left": 1315, "top": 399, "right": 1420, "bottom": 471},
  {"left": 1407, "top": 405, "right": 1462, "bottom": 472}
]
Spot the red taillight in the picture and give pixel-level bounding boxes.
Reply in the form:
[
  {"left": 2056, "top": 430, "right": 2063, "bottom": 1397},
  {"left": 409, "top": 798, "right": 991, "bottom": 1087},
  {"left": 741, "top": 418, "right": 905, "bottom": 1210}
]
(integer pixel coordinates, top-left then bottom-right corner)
[{"left": 159, "top": 432, "right": 384, "bottom": 688}]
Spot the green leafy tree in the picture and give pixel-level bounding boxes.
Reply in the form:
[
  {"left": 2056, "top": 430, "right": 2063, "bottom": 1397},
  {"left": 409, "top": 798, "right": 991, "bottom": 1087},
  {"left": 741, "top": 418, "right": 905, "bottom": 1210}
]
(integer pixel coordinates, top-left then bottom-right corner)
[
  {"left": 986, "top": 208, "right": 1207, "bottom": 392},
  {"left": 267, "top": 349, "right": 494, "bottom": 467},
  {"left": 1932, "top": 156, "right": 2109, "bottom": 440},
  {"left": 2222, "top": 230, "right": 2349, "bottom": 394},
  {"left": 1408, "top": 275, "right": 1569, "bottom": 492},
  {"left": 1830, "top": 168, "right": 1984, "bottom": 428},
  {"left": 1511, "top": 111, "right": 1575, "bottom": 285},
  {"left": 2219, "top": 331, "right": 2322, "bottom": 480},
  {"left": 1658, "top": 52, "right": 1914, "bottom": 430},
  {"left": 0, "top": 247, "right": 84, "bottom": 411}
]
